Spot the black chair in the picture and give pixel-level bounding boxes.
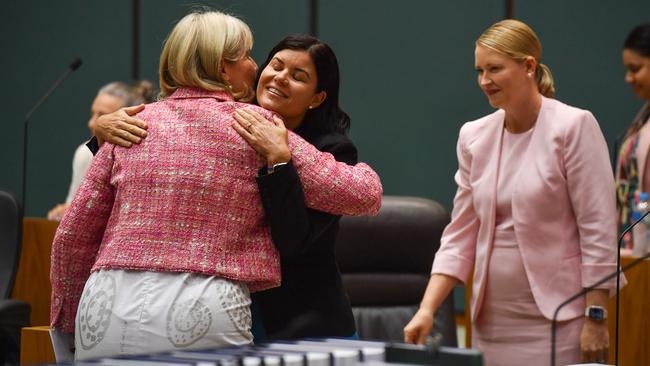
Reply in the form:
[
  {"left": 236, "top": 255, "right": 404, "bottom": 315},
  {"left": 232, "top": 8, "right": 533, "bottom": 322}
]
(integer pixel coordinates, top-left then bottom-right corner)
[
  {"left": 335, "top": 195, "right": 456, "bottom": 346},
  {"left": 0, "top": 191, "right": 30, "bottom": 364}
]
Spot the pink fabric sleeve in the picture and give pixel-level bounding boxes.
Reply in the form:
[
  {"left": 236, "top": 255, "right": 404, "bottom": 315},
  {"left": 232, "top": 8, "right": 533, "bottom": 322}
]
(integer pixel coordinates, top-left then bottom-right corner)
[
  {"left": 286, "top": 132, "right": 382, "bottom": 216},
  {"left": 430, "top": 125, "right": 479, "bottom": 284},
  {"left": 50, "top": 143, "right": 116, "bottom": 333},
  {"left": 563, "top": 111, "right": 622, "bottom": 292}
]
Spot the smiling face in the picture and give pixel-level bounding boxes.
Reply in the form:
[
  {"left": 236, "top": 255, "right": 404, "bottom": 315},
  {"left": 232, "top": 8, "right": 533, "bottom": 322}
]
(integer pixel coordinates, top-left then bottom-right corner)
[
  {"left": 623, "top": 48, "right": 650, "bottom": 101},
  {"left": 256, "top": 49, "right": 326, "bottom": 129},
  {"left": 474, "top": 44, "right": 534, "bottom": 110}
]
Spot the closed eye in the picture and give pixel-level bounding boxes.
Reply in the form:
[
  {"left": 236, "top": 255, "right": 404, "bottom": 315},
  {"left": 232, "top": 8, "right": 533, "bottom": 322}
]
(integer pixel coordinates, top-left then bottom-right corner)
[
  {"left": 626, "top": 64, "right": 641, "bottom": 73},
  {"left": 293, "top": 72, "right": 308, "bottom": 82}
]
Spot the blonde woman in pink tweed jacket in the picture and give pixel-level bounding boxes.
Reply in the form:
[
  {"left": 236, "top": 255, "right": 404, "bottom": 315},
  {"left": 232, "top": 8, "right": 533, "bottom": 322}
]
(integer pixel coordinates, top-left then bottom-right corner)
[{"left": 49, "top": 10, "right": 382, "bottom": 361}]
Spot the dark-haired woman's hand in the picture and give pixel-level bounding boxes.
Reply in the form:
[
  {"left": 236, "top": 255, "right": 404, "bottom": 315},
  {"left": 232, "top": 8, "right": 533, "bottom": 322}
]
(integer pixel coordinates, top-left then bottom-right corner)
[
  {"left": 232, "top": 108, "right": 291, "bottom": 166},
  {"left": 94, "top": 104, "right": 148, "bottom": 147}
]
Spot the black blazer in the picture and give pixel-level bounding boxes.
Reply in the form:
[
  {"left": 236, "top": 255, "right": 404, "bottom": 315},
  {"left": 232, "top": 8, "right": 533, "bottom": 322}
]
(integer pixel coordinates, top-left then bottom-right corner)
[{"left": 253, "top": 130, "right": 358, "bottom": 339}]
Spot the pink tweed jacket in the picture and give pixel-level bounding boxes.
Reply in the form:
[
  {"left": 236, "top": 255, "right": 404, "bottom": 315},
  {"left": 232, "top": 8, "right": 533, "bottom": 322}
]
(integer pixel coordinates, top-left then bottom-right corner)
[{"left": 50, "top": 88, "right": 382, "bottom": 332}]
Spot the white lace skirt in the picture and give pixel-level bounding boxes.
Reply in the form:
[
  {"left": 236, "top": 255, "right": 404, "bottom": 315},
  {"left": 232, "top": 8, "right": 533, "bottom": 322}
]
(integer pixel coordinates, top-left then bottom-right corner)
[{"left": 73, "top": 269, "right": 253, "bottom": 361}]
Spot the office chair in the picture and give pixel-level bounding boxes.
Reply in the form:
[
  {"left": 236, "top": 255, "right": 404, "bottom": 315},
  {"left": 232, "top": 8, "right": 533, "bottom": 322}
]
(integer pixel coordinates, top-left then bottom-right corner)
[
  {"left": 0, "top": 191, "right": 31, "bottom": 363},
  {"left": 335, "top": 195, "right": 457, "bottom": 346}
]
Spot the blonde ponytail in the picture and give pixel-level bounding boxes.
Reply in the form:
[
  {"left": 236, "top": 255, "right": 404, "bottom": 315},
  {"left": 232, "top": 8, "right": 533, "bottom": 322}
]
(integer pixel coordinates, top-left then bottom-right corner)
[{"left": 536, "top": 63, "right": 555, "bottom": 98}]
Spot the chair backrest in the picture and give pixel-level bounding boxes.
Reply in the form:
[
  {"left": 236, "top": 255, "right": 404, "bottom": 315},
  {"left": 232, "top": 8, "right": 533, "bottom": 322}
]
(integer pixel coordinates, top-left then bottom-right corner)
[
  {"left": 335, "top": 195, "right": 456, "bottom": 346},
  {"left": 0, "top": 191, "right": 23, "bottom": 299}
]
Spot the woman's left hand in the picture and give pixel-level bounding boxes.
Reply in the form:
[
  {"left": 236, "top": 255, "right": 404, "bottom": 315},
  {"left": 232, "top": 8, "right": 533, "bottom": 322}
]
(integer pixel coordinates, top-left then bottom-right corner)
[
  {"left": 231, "top": 108, "right": 291, "bottom": 166},
  {"left": 94, "top": 104, "right": 148, "bottom": 147},
  {"left": 580, "top": 319, "right": 609, "bottom": 364}
]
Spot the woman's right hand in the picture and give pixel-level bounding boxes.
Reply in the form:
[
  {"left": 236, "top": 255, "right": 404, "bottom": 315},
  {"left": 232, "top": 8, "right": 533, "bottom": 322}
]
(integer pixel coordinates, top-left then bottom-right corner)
[
  {"left": 231, "top": 108, "right": 291, "bottom": 166},
  {"left": 94, "top": 104, "right": 148, "bottom": 147},
  {"left": 404, "top": 308, "right": 435, "bottom": 344}
]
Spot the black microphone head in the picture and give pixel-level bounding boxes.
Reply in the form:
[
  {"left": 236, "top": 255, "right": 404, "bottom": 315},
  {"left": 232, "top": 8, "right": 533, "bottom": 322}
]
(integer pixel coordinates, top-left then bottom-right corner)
[{"left": 69, "top": 58, "right": 82, "bottom": 71}]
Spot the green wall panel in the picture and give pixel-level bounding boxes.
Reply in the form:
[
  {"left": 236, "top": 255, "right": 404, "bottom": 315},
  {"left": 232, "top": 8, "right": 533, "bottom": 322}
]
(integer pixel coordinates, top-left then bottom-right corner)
[
  {"left": 4, "top": 1, "right": 650, "bottom": 217},
  {"left": 138, "top": 0, "right": 309, "bottom": 84},
  {"left": 0, "top": 0, "right": 132, "bottom": 216},
  {"left": 319, "top": 0, "right": 503, "bottom": 209},
  {"left": 0, "top": 0, "right": 308, "bottom": 217},
  {"left": 516, "top": 1, "right": 650, "bottom": 159}
]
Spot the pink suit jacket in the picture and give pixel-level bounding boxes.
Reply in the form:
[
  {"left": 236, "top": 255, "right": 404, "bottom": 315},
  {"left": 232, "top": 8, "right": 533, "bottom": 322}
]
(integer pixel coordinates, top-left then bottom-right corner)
[{"left": 432, "top": 96, "right": 621, "bottom": 321}]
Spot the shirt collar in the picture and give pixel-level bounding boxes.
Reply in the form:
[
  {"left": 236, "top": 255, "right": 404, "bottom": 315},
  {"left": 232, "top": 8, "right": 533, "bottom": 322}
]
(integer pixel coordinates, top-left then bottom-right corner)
[{"left": 167, "top": 87, "right": 234, "bottom": 101}]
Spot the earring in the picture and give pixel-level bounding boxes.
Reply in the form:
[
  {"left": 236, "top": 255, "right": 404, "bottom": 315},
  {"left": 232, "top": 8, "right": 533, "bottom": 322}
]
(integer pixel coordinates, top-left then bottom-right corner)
[
  {"left": 527, "top": 72, "right": 533, "bottom": 78},
  {"left": 308, "top": 106, "right": 313, "bottom": 109}
]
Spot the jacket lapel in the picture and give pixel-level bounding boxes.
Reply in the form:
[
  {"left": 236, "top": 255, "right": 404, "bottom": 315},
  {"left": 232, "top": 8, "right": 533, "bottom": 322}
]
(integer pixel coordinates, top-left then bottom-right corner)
[{"left": 471, "top": 111, "right": 505, "bottom": 320}]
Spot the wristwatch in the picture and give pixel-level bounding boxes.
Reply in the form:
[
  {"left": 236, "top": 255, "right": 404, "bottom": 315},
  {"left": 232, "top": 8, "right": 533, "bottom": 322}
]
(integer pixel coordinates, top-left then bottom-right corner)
[
  {"left": 266, "top": 161, "right": 288, "bottom": 175},
  {"left": 585, "top": 305, "right": 607, "bottom": 321}
]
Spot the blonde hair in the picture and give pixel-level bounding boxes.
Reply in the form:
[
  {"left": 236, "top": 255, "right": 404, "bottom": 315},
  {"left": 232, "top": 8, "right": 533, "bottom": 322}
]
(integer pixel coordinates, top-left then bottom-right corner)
[
  {"left": 158, "top": 10, "right": 254, "bottom": 101},
  {"left": 477, "top": 19, "right": 555, "bottom": 98}
]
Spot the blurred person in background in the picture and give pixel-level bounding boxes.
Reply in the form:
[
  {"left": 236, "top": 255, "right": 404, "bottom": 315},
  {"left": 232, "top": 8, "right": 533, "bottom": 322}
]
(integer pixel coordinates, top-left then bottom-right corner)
[
  {"left": 616, "top": 23, "right": 650, "bottom": 252},
  {"left": 47, "top": 80, "right": 154, "bottom": 220}
]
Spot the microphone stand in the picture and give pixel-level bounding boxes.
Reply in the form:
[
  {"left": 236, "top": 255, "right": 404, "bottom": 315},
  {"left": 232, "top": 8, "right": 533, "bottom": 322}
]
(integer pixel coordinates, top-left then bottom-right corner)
[
  {"left": 550, "top": 209, "right": 650, "bottom": 366},
  {"left": 22, "top": 58, "right": 82, "bottom": 210}
]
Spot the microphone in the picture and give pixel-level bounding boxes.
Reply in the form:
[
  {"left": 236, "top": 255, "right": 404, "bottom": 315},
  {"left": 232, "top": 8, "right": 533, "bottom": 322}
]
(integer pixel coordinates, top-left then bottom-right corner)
[
  {"left": 22, "top": 58, "right": 82, "bottom": 210},
  {"left": 550, "top": 209, "right": 650, "bottom": 366}
]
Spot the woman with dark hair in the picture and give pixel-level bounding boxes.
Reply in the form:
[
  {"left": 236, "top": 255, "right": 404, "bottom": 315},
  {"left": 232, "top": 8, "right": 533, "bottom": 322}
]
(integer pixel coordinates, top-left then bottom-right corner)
[
  {"left": 92, "top": 34, "right": 368, "bottom": 340},
  {"left": 231, "top": 34, "right": 359, "bottom": 340},
  {"left": 616, "top": 23, "right": 650, "bottom": 253}
]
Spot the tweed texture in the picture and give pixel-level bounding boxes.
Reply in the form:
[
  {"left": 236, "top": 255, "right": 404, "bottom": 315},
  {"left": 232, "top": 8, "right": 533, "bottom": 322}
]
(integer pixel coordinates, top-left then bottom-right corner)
[{"left": 50, "top": 87, "right": 382, "bottom": 333}]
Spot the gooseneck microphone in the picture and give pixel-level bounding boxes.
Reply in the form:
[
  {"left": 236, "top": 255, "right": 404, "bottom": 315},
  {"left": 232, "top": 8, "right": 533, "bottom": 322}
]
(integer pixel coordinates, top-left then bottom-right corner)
[
  {"left": 22, "top": 58, "right": 82, "bottom": 210},
  {"left": 550, "top": 209, "right": 650, "bottom": 366}
]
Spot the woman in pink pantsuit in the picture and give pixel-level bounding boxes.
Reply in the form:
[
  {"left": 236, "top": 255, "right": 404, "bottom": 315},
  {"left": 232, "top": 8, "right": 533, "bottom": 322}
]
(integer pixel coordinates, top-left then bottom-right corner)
[{"left": 404, "top": 19, "right": 620, "bottom": 365}]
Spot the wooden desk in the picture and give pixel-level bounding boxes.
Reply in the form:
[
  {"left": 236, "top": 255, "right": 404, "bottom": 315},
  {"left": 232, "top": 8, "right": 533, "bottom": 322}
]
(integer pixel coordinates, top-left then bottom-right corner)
[
  {"left": 11, "top": 218, "right": 58, "bottom": 326},
  {"left": 608, "top": 256, "right": 650, "bottom": 365},
  {"left": 20, "top": 326, "right": 56, "bottom": 365},
  {"left": 463, "top": 256, "right": 649, "bottom": 365}
]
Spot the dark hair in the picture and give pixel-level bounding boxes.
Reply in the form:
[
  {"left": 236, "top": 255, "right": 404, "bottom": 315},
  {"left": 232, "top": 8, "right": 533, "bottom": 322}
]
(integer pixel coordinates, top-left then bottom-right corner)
[
  {"left": 256, "top": 34, "right": 350, "bottom": 137},
  {"left": 624, "top": 23, "right": 650, "bottom": 58}
]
